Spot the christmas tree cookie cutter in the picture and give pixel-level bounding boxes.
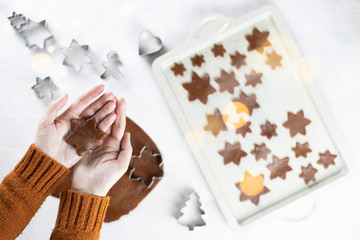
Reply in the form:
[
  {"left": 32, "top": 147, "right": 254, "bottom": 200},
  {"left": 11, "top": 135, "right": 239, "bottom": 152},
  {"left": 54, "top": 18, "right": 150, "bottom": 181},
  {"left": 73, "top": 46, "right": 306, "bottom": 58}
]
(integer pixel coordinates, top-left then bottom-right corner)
[
  {"left": 129, "top": 146, "right": 163, "bottom": 188},
  {"left": 176, "top": 190, "right": 206, "bottom": 231}
]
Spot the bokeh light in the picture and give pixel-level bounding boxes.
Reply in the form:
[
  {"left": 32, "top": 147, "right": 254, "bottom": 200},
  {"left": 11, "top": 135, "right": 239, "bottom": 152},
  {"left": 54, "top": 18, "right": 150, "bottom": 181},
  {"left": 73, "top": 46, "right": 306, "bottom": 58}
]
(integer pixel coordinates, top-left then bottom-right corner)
[
  {"left": 222, "top": 101, "right": 249, "bottom": 129},
  {"left": 31, "top": 53, "right": 51, "bottom": 74}
]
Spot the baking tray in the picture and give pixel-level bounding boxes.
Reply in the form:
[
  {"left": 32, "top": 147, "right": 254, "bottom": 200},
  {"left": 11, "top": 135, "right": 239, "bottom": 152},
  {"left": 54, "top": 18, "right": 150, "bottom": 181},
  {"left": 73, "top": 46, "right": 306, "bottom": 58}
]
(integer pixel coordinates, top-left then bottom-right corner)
[{"left": 152, "top": 5, "right": 349, "bottom": 228}]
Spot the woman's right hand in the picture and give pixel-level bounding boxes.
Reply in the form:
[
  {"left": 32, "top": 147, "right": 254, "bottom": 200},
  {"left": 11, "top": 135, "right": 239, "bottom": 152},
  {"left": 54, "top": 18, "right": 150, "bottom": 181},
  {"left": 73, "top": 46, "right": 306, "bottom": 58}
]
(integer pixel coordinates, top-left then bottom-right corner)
[{"left": 71, "top": 99, "right": 133, "bottom": 196}]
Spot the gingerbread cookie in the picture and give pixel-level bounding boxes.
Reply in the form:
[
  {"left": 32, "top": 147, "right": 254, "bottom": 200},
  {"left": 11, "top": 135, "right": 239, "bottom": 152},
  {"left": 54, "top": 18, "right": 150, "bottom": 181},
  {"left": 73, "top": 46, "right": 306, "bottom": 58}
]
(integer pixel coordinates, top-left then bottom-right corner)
[
  {"left": 267, "top": 156, "right": 292, "bottom": 180},
  {"left": 218, "top": 142, "right": 247, "bottom": 166},
  {"left": 260, "top": 121, "right": 278, "bottom": 139},
  {"left": 214, "top": 69, "right": 239, "bottom": 94},
  {"left": 182, "top": 71, "right": 216, "bottom": 104},
  {"left": 251, "top": 143, "right": 271, "bottom": 161},
  {"left": 245, "top": 27, "right": 271, "bottom": 53},
  {"left": 283, "top": 110, "right": 311, "bottom": 137},
  {"left": 230, "top": 51, "right": 247, "bottom": 69},
  {"left": 65, "top": 118, "right": 106, "bottom": 156},
  {"left": 235, "top": 173, "right": 270, "bottom": 206},
  {"left": 204, "top": 108, "right": 227, "bottom": 137}
]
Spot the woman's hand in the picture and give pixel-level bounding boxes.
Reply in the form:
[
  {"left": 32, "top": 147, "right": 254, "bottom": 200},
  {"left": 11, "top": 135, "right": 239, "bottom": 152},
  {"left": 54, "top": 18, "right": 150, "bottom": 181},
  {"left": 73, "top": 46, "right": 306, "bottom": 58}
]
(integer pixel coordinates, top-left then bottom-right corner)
[
  {"left": 71, "top": 99, "right": 132, "bottom": 196},
  {"left": 35, "top": 84, "right": 117, "bottom": 168}
]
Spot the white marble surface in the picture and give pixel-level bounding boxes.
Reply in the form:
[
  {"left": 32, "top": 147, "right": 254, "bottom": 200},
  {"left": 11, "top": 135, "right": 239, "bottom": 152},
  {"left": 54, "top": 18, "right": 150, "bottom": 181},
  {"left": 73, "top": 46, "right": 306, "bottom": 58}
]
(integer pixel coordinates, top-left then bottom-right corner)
[{"left": 0, "top": 0, "right": 359, "bottom": 239}]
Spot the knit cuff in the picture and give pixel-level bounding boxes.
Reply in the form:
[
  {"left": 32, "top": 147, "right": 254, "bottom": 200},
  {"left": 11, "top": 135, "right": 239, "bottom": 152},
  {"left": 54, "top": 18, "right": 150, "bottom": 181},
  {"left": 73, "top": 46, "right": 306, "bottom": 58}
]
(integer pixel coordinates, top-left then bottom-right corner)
[
  {"left": 14, "top": 144, "right": 69, "bottom": 195},
  {"left": 55, "top": 189, "right": 110, "bottom": 232}
]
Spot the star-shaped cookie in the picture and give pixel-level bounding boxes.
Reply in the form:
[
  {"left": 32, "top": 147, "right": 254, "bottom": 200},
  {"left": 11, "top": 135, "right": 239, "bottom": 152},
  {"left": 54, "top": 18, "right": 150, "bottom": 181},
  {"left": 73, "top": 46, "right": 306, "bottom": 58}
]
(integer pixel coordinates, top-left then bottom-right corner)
[
  {"left": 182, "top": 71, "right": 216, "bottom": 105},
  {"left": 218, "top": 142, "right": 247, "bottom": 166},
  {"left": 283, "top": 110, "right": 311, "bottom": 137},
  {"left": 251, "top": 143, "right": 271, "bottom": 161},
  {"left": 245, "top": 70, "right": 263, "bottom": 88},
  {"left": 317, "top": 150, "right": 337, "bottom": 169},
  {"left": 233, "top": 92, "right": 260, "bottom": 115},
  {"left": 292, "top": 142, "right": 312, "bottom": 158},
  {"left": 299, "top": 163, "right": 318, "bottom": 184},
  {"left": 245, "top": 27, "right": 271, "bottom": 53},
  {"left": 235, "top": 173, "right": 270, "bottom": 206},
  {"left": 191, "top": 54, "right": 205, "bottom": 67},
  {"left": 214, "top": 69, "right": 239, "bottom": 94},
  {"left": 230, "top": 51, "right": 247, "bottom": 70},
  {"left": 236, "top": 121, "right": 252, "bottom": 137},
  {"left": 204, "top": 108, "right": 227, "bottom": 137},
  {"left": 260, "top": 121, "right": 278, "bottom": 139},
  {"left": 171, "top": 62, "right": 186, "bottom": 76},
  {"left": 65, "top": 118, "right": 107, "bottom": 156},
  {"left": 129, "top": 146, "right": 163, "bottom": 188},
  {"left": 266, "top": 51, "right": 282, "bottom": 70},
  {"left": 211, "top": 44, "right": 226, "bottom": 57},
  {"left": 267, "top": 156, "right": 292, "bottom": 180}
]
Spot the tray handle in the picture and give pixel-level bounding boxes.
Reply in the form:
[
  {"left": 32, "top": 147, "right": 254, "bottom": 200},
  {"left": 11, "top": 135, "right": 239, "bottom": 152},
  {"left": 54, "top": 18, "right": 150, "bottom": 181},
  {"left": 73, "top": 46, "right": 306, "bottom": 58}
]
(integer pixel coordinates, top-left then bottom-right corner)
[{"left": 187, "top": 14, "right": 236, "bottom": 42}]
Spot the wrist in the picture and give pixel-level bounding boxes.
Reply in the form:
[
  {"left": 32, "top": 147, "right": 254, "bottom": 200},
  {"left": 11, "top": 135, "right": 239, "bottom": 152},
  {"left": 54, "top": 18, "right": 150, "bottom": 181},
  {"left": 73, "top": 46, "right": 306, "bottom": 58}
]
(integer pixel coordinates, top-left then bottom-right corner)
[{"left": 71, "top": 188, "right": 107, "bottom": 197}]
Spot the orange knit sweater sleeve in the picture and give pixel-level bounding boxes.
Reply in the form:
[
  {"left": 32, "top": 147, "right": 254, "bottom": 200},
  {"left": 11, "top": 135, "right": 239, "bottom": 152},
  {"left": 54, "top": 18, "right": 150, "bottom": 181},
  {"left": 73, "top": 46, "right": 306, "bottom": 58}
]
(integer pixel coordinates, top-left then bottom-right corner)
[
  {"left": 50, "top": 190, "right": 110, "bottom": 240},
  {"left": 0, "top": 144, "right": 69, "bottom": 240},
  {"left": 0, "top": 144, "right": 110, "bottom": 240}
]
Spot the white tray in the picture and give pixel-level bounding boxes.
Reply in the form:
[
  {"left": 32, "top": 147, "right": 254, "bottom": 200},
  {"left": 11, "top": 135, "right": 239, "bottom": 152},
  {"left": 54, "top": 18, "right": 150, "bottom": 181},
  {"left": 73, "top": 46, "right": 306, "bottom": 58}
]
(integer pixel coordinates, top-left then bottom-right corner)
[{"left": 152, "top": 5, "right": 349, "bottom": 229}]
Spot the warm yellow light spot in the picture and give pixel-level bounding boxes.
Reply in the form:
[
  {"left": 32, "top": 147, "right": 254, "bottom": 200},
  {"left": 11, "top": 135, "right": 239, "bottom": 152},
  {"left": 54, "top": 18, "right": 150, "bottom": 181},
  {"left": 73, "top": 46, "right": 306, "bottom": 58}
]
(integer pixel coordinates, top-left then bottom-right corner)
[
  {"left": 120, "top": 3, "right": 134, "bottom": 16},
  {"left": 222, "top": 101, "right": 249, "bottom": 128},
  {"left": 71, "top": 18, "right": 80, "bottom": 27},
  {"left": 240, "top": 172, "right": 265, "bottom": 196},
  {"left": 47, "top": 45, "right": 55, "bottom": 53},
  {"left": 336, "top": 63, "right": 360, "bottom": 95},
  {"left": 294, "top": 57, "right": 319, "bottom": 84},
  {"left": 59, "top": 70, "right": 67, "bottom": 76},
  {"left": 184, "top": 129, "right": 205, "bottom": 151},
  {"left": 56, "top": 22, "right": 62, "bottom": 28},
  {"left": 31, "top": 53, "right": 51, "bottom": 74}
]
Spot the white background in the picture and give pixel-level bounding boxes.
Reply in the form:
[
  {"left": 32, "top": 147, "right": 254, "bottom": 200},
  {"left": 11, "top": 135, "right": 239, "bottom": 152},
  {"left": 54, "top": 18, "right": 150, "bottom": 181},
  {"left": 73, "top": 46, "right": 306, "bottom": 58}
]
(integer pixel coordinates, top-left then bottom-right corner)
[{"left": 0, "top": 0, "right": 359, "bottom": 239}]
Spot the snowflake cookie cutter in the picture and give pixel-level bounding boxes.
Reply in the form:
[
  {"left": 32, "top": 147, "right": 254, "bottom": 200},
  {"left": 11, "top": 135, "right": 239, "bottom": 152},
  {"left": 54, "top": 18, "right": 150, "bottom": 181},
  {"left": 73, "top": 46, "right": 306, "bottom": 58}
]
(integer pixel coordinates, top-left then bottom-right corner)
[
  {"left": 31, "top": 76, "right": 58, "bottom": 99},
  {"left": 100, "top": 51, "right": 124, "bottom": 80},
  {"left": 19, "top": 19, "right": 56, "bottom": 52},
  {"left": 129, "top": 146, "right": 163, "bottom": 188},
  {"left": 62, "top": 39, "right": 92, "bottom": 72},
  {"left": 138, "top": 29, "right": 163, "bottom": 56},
  {"left": 8, "top": 12, "right": 27, "bottom": 32},
  {"left": 176, "top": 190, "right": 206, "bottom": 231}
]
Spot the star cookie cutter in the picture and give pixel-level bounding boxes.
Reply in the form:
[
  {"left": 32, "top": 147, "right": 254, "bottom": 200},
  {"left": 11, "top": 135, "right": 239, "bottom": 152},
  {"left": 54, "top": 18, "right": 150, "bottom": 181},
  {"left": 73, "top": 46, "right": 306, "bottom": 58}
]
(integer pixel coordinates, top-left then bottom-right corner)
[
  {"left": 19, "top": 19, "right": 56, "bottom": 52},
  {"left": 129, "top": 146, "right": 163, "bottom": 188},
  {"left": 101, "top": 51, "right": 124, "bottom": 80},
  {"left": 62, "top": 39, "right": 92, "bottom": 72},
  {"left": 31, "top": 76, "right": 58, "bottom": 99},
  {"left": 138, "top": 29, "right": 163, "bottom": 56},
  {"left": 8, "top": 12, "right": 27, "bottom": 32},
  {"left": 176, "top": 190, "right": 206, "bottom": 231}
]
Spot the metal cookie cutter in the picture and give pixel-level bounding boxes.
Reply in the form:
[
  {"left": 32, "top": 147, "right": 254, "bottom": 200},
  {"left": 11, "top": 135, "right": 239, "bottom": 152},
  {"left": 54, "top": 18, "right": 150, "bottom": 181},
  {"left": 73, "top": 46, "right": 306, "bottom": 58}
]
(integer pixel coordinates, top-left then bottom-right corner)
[
  {"left": 19, "top": 19, "right": 56, "bottom": 52},
  {"left": 138, "top": 29, "right": 163, "bottom": 56},
  {"left": 8, "top": 12, "right": 27, "bottom": 32},
  {"left": 101, "top": 51, "right": 124, "bottom": 80},
  {"left": 62, "top": 39, "right": 92, "bottom": 72},
  {"left": 31, "top": 76, "right": 58, "bottom": 99},
  {"left": 176, "top": 190, "right": 206, "bottom": 231},
  {"left": 129, "top": 146, "right": 163, "bottom": 188}
]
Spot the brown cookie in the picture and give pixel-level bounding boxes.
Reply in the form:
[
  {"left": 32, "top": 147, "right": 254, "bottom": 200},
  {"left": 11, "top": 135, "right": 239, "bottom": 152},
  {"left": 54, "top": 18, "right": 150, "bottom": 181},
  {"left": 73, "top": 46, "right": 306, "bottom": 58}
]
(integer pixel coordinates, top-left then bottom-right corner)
[{"left": 65, "top": 118, "right": 107, "bottom": 156}]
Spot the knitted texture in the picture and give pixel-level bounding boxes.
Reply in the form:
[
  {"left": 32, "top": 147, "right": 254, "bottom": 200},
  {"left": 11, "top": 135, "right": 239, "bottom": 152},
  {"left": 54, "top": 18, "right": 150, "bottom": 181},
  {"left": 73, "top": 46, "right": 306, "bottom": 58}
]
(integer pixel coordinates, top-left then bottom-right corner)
[
  {"left": 50, "top": 190, "right": 110, "bottom": 240},
  {"left": 0, "top": 144, "right": 69, "bottom": 240}
]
